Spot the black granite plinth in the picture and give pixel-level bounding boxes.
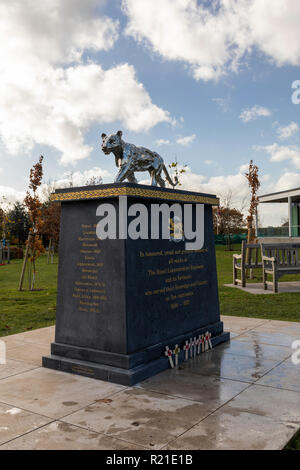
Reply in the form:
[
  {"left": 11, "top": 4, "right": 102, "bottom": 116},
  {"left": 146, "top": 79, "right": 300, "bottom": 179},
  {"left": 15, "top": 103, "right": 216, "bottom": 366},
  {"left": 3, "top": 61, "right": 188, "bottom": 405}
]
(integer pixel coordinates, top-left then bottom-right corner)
[{"left": 43, "top": 183, "right": 230, "bottom": 385}]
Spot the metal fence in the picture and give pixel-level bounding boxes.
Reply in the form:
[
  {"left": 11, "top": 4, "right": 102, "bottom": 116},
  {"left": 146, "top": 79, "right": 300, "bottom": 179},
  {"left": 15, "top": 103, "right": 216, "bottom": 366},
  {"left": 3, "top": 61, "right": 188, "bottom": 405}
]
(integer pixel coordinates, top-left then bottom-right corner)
[
  {"left": 215, "top": 234, "right": 247, "bottom": 245},
  {"left": 257, "top": 226, "right": 300, "bottom": 238}
]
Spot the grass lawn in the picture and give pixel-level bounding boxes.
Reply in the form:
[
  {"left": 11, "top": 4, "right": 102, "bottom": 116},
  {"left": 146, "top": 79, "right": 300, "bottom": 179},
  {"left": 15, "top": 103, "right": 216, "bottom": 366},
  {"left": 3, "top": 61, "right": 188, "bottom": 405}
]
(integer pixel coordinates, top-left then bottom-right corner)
[
  {"left": 217, "top": 244, "right": 300, "bottom": 323},
  {"left": 0, "top": 254, "right": 58, "bottom": 336},
  {"left": 285, "top": 429, "right": 300, "bottom": 450}
]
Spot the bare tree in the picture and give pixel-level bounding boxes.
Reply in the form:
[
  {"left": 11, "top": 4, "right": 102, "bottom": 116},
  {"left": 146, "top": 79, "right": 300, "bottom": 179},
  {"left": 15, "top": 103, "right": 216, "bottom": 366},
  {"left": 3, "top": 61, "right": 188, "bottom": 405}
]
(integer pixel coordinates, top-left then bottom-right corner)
[{"left": 85, "top": 176, "right": 103, "bottom": 186}]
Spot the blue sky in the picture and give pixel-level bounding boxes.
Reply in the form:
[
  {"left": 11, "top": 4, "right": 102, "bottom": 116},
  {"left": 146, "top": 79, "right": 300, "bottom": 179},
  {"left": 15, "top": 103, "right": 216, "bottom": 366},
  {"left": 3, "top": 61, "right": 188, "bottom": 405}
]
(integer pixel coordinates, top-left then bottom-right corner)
[{"left": 1, "top": 0, "right": 300, "bottom": 226}]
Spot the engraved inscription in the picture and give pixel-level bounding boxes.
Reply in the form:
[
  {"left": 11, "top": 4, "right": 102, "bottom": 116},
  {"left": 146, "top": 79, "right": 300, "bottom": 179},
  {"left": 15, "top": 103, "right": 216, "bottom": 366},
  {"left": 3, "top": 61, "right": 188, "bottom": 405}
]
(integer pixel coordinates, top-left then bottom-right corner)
[
  {"left": 72, "top": 223, "right": 107, "bottom": 314},
  {"left": 140, "top": 248, "right": 208, "bottom": 311}
]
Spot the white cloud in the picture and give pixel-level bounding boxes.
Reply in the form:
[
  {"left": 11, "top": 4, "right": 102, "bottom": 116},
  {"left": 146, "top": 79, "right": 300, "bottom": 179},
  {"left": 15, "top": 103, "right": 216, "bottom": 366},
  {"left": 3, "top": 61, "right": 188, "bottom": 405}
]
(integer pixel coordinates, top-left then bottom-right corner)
[
  {"left": 0, "top": 0, "right": 119, "bottom": 67},
  {"left": 155, "top": 139, "right": 171, "bottom": 146},
  {"left": 0, "top": 186, "right": 25, "bottom": 208},
  {"left": 212, "top": 97, "right": 231, "bottom": 113},
  {"left": 176, "top": 134, "right": 196, "bottom": 146},
  {"left": 53, "top": 167, "right": 111, "bottom": 189},
  {"left": 0, "top": 1, "right": 173, "bottom": 165},
  {"left": 178, "top": 166, "right": 295, "bottom": 227},
  {"left": 277, "top": 122, "right": 299, "bottom": 140},
  {"left": 204, "top": 160, "right": 213, "bottom": 165},
  {"left": 123, "top": 0, "right": 300, "bottom": 81},
  {"left": 135, "top": 165, "right": 250, "bottom": 211},
  {"left": 273, "top": 171, "right": 300, "bottom": 191},
  {"left": 239, "top": 163, "right": 250, "bottom": 173},
  {"left": 248, "top": 1, "right": 300, "bottom": 67},
  {"left": 173, "top": 167, "right": 250, "bottom": 211},
  {"left": 256, "top": 143, "right": 300, "bottom": 169},
  {"left": 239, "top": 105, "right": 272, "bottom": 123},
  {"left": 113, "top": 160, "right": 295, "bottom": 227}
]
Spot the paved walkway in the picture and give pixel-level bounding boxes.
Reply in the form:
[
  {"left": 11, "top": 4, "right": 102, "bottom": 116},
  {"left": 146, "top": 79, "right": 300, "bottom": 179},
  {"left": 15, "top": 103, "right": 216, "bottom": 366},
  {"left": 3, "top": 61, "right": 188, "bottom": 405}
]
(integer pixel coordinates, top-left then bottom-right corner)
[
  {"left": 225, "top": 281, "right": 300, "bottom": 294},
  {"left": 0, "top": 316, "right": 299, "bottom": 450}
]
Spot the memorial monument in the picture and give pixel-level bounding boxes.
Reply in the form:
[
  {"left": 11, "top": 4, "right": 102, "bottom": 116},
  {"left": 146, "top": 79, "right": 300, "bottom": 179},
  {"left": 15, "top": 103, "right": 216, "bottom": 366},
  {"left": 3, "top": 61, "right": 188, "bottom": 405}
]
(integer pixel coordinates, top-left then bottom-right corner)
[{"left": 43, "top": 132, "right": 229, "bottom": 385}]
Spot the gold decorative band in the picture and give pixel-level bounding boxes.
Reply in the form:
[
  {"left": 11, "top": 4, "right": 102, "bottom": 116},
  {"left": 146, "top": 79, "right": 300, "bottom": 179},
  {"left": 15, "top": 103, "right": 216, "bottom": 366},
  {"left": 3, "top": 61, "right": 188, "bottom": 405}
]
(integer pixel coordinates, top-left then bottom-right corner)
[{"left": 51, "top": 186, "right": 219, "bottom": 205}]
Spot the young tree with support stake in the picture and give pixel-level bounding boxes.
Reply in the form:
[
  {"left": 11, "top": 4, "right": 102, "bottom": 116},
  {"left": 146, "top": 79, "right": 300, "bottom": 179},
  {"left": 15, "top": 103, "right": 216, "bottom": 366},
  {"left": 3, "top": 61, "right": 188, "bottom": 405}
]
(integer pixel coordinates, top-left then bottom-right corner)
[
  {"left": 41, "top": 198, "right": 61, "bottom": 264},
  {"left": 244, "top": 160, "right": 260, "bottom": 279},
  {"left": 245, "top": 160, "right": 260, "bottom": 244},
  {"left": 19, "top": 156, "right": 45, "bottom": 291}
]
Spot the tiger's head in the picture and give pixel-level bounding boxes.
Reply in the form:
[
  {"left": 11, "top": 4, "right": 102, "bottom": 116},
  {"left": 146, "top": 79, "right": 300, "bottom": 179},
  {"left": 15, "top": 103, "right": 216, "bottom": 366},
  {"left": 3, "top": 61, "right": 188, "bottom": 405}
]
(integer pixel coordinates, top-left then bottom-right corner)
[{"left": 101, "top": 130, "right": 123, "bottom": 155}]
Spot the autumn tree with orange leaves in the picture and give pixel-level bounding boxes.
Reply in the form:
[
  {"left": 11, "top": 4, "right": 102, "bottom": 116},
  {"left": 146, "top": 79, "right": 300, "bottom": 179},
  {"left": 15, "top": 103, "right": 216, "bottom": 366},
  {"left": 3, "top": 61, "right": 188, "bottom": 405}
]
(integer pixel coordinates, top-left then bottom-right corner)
[
  {"left": 41, "top": 199, "right": 61, "bottom": 264},
  {"left": 245, "top": 160, "right": 260, "bottom": 244},
  {"left": 19, "top": 156, "right": 45, "bottom": 291}
]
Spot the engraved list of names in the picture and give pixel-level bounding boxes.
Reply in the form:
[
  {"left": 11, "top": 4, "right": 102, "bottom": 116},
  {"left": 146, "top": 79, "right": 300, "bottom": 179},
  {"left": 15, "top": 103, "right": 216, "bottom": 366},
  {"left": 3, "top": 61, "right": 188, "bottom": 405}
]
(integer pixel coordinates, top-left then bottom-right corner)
[{"left": 72, "top": 223, "right": 107, "bottom": 314}]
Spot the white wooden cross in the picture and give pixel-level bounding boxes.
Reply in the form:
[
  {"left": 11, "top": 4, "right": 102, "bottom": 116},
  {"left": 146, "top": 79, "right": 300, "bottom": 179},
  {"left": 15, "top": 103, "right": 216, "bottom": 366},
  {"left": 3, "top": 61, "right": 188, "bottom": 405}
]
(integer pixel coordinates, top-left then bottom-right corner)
[
  {"left": 208, "top": 331, "right": 213, "bottom": 350},
  {"left": 193, "top": 337, "right": 197, "bottom": 357},
  {"left": 165, "top": 346, "right": 174, "bottom": 368},
  {"left": 201, "top": 334, "right": 205, "bottom": 353},
  {"left": 183, "top": 340, "right": 190, "bottom": 361},
  {"left": 196, "top": 335, "right": 201, "bottom": 355},
  {"left": 205, "top": 331, "right": 209, "bottom": 351},
  {"left": 173, "top": 344, "right": 180, "bottom": 367},
  {"left": 189, "top": 337, "right": 194, "bottom": 358}
]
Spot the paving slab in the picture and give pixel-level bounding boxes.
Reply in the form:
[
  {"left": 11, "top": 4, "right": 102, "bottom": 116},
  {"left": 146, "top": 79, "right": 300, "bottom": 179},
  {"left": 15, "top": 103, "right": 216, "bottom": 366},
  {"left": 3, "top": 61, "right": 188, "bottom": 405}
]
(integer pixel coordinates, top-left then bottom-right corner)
[
  {"left": 251, "top": 322, "right": 300, "bottom": 336},
  {"left": 181, "top": 349, "right": 279, "bottom": 383},
  {"left": 7, "top": 343, "right": 50, "bottom": 366},
  {"left": 0, "top": 367, "right": 125, "bottom": 419},
  {"left": 138, "top": 369, "right": 249, "bottom": 405},
  {"left": 9, "top": 326, "right": 55, "bottom": 346},
  {"left": 165, "top": 407, "right": 299, "bottom": 450},
  {"left": 62, "top": 387, "right": 214, "bottom": 450},
  {"left": 166, "top": 382, "right": 300, "bottom": 450},
  {"left": 268, "top": 320, "right": 300, "bottom": 330},
  {"left": 0, "top": 359, "right": 38, "bottom": 380},
  {"left": 0, "top": 421, "right": 142, "bottom": 450},
  {"left": 235, "top": 330, "right": 298, "bottom": 348},
  {"left": 256, "top": 359, "right": 300, "bottom": 392},
  {"left": 225, "top": 281, "right": 300, "bottom": 294},
  {"left": 0, "top": 336, "right": 28, "bottom": 351},
  {"left": 0, "top": 318, "right": 299, "bottom": 450},
  {"left": 220, "top": 316, "right": 268, "bottom": 334},
  {"left": 0, "top": 402, "right": 51, "bottom": 446},
  {"left": 216, "top": 338, "right": 291, "bottom": 361},
  {"left": 224, "top": 384, "right": 300, "bottom": 423},
  {"left": 221, "top": 315, "right": 269, "bottom": 326}
]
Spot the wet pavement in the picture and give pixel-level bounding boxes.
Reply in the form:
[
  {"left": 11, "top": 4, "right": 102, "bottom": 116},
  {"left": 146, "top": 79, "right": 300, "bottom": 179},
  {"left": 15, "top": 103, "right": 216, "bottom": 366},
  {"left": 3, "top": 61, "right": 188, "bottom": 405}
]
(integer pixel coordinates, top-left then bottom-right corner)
[{"left": 0, "top": 316, "right": 299, "bottom": 450}]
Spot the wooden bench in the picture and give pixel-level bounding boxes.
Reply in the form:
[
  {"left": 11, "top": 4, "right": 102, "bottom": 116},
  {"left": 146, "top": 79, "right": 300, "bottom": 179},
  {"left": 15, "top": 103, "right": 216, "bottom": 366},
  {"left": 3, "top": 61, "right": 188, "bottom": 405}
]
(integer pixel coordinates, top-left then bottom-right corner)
[
  {"left": 233, "top": 241, "right": 262, "bottom": 287},
  {"left": 261, "top": 243, "right": 300, "bottom": 293}
]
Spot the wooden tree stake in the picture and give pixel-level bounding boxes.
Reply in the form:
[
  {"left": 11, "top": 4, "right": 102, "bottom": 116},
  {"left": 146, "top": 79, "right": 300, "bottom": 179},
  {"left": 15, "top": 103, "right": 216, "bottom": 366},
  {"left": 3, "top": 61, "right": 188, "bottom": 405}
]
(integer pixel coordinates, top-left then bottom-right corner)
[{"left": 18, "top": 232, "right": 32, "bottom": 291}]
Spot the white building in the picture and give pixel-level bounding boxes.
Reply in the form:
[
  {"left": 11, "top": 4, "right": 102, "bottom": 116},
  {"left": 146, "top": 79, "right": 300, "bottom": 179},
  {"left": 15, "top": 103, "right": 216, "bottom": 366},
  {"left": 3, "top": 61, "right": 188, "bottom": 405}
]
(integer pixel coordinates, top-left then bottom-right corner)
[{"left": 258, "top": 187, "right": 300, "bottom": 241}]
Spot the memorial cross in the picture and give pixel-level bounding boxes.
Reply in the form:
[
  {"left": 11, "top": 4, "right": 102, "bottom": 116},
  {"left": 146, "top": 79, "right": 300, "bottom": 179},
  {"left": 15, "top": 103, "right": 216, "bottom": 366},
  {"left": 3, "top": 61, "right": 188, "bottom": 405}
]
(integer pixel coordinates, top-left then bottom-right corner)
[
  {"left": 193, "top": 337, "right": 197, "bottom": 357},
  {"left": 204, "top": 332, "right": 210, "bottom": 351},
  {"left": 208, "top": 332, "right": 213, "bottom": 350},
  {"left": 189, "top": 337, "right": 194, "bottom": 358},
  {"left": 183, "top": 340, "right": 190, "bottom": 361},
  {"left": 165, "top": 346, "right": 174, "bottom": 368},
  {"left": 173, "top": 344, "right": 180, "bottom": 367},
  {"left": 196, "top": 335, "right": 201, "bottom": 355},
  {"left": 201, "top": 334, "right": 205, "bottom": 353}
]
